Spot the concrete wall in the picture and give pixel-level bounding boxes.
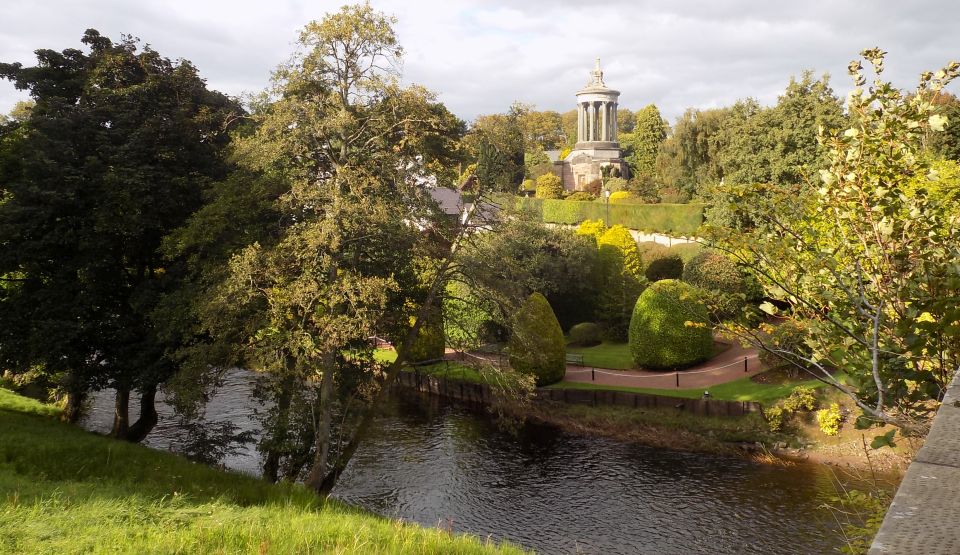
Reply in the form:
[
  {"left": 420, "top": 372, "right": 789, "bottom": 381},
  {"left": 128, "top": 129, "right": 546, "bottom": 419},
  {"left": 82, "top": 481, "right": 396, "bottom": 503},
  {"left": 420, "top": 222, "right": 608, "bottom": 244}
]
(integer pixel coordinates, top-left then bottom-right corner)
[{"left": 870, "top": 373, "right": 960, "bottom": 554}]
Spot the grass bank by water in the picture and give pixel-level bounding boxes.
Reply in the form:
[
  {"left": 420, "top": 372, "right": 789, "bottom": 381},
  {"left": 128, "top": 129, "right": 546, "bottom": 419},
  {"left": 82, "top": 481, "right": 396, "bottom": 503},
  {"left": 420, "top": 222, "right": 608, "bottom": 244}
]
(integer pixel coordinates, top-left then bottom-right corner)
[{"left": 0, "top": 388, "right": 524, "bottom": 554}]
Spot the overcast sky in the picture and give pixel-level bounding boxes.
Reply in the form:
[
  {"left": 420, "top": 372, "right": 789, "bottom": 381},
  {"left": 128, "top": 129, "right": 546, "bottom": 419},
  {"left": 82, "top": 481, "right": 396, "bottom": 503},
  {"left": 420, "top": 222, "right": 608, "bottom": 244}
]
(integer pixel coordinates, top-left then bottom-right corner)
[{"left": 2, "top": 1, "right": 957, "bottom": 124}]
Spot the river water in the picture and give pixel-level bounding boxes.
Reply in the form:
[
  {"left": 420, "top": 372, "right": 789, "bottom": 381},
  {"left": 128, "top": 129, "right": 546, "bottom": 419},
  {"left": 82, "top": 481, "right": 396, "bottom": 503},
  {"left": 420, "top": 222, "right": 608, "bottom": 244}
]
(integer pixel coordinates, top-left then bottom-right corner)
[{"left": 81, "top": 369, "right": 857, "bottom": 554}]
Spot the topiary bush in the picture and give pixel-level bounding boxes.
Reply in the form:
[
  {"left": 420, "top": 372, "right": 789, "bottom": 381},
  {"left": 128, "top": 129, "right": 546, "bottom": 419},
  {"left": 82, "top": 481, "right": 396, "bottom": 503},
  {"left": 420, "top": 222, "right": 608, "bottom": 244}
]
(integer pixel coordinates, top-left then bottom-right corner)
[
  {"left": 637, "top": 241, "right": 667, "bottom": 266},
  {"left": 645, "top": 254, "right": 683, "bottom": 282},
  {"left": 507, "top": 292, "right": 566, "bottom": 386},
  {"left": 521, "top": 178, "right": 536, "bottom": 192},
  {"left": 535, "top": 173, "right": 564, "bottom": 199},
  {"left": 569, "top": 322, "right": 602, "bottom": 346},
  {"left": 565, "top": 191, "right": 595, "bottom": 201},
  {"left": 608, "top": 191, "right": 637, "bottom": 204},
  {"left": 628, "top": 279, "right": 713, "bottom": 370},
  {"left": 596, "top": 226, "right": 647, "bottom": 340}
]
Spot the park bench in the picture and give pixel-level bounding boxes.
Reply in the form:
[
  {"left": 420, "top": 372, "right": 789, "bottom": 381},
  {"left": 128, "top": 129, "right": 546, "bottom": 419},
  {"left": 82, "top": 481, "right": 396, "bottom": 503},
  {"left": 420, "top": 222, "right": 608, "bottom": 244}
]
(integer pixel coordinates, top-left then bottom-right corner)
[{"left": 565, "top": 353, "right": 585, "bottom": 366}]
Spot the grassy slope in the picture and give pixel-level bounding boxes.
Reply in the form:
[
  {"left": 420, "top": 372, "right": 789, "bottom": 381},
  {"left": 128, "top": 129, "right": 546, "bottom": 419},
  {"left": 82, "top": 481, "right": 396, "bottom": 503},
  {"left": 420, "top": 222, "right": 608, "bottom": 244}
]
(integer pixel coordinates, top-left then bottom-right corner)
[{"left": 0, "top": 388, "right": 523, "bottom": 555}]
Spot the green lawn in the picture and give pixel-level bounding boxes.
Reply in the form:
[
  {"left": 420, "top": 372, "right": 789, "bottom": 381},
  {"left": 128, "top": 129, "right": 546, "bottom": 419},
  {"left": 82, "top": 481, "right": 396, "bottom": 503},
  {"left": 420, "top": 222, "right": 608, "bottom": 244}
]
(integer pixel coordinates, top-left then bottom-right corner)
[
  {"left": 374, "top": 347, "right": 398, "bottom": 363},
  {"left": 0, "top": 387, "right": 523, "bottom": 554},
  {"left": 565, "top": 341, "right": 731, "bottom": 371},
  {"left": 547, "top": 373, "right": 839, "bottom": 405},
  {"left": 565, "top": 341, "right": 634, "bottom": 369}
]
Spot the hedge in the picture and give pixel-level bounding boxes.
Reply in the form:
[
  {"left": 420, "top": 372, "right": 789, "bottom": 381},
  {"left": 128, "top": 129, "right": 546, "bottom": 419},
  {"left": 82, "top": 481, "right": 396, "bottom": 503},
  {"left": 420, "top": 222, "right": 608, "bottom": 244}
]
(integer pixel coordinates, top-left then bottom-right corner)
[
  {"left": 517, "top": 197, "right": 704, "bottom": 235},
  {"left": 628, "top": 280, "right": 713, "bottom": 370}
]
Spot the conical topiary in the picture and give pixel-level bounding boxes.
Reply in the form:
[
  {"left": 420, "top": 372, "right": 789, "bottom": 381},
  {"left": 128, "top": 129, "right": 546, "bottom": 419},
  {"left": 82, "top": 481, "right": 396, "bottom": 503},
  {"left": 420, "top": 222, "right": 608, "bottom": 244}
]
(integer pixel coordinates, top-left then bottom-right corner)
[{"left": 507, "top": 292, "right": 566, "bottom": 386}]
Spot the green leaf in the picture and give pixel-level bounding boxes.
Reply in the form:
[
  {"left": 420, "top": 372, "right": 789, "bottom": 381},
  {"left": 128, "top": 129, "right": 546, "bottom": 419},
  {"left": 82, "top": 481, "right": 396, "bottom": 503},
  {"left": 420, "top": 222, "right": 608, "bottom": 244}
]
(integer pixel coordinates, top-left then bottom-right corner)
[
  {"left": 870, "top": 429, "right": 897, "bottom": 449},
  {"left": 929, "top": 114, "right": 948, "bottom": 132},
  {"left": 854, "top": 414, "right": 876, "bottom": 429}
]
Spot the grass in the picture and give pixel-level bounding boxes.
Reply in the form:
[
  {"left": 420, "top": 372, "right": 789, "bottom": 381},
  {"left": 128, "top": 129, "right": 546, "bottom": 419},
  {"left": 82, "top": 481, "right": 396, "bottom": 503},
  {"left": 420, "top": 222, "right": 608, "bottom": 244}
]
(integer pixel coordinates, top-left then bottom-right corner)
[
  {"left": 565, "top": 340, "right": 732, "bottom": 371},
  {"left": 0, "top": 387, "right": 524, "bottom": 554},
  {"left": 565, "top": 341, "right": 633, "bottom": 369},
  {"left": 528, "top": 402, "right": 779, "bottom": 451},
  {"left": 547, "top": 373, "right": 838, "bottom": 405}
]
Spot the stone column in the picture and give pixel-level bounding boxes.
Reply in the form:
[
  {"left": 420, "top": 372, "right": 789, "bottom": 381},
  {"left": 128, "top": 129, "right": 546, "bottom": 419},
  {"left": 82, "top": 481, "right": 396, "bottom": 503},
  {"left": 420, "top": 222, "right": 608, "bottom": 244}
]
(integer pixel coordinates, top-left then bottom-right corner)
[
  {"left": 612, "top": 103, "right": 618, "bottom": 142},
  {"left": 587, "top": 102, "right": 597, "bottom": 141},
  {"left": 576, "top": 103, "right": 583, "bottom": 143},
  {"left": 602, "top": 102, "right": 609, "bottom": 141}
]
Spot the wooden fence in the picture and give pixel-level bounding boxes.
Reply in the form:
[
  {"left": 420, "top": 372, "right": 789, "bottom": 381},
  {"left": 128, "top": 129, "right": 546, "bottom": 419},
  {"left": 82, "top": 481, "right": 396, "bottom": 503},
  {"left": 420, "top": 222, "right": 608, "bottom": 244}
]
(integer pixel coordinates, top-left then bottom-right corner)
[{"left": 396, "top": 369, "right": 763, "bottom": 418}]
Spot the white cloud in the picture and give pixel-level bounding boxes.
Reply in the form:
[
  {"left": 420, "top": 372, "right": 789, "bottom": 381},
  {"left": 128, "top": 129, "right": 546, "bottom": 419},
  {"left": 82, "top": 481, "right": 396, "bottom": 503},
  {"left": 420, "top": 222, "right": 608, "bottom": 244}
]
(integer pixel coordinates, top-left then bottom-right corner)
[{"left": 1, "top": 0, "right": 957, "bottom": 125}]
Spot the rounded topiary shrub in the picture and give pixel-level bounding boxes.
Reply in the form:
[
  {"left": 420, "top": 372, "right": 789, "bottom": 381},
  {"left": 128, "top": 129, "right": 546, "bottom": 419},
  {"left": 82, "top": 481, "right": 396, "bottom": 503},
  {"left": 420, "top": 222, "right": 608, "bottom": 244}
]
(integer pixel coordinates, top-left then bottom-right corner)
[
  {"left": 508, "top": 292, "right": 566, "bottom": 386},
  {"left": 569, "top": 322, "right": 602, "bottom": 346},
  {"left": 535, "top": 173, "right": 564, "bottom": 199},
  {"left": 608, "top": 191, "right": 637, "bottom": 204},
  {"left": 644, "top": 254, "right": 683, "bottom": 282},
  {"left": 629, "top": 280, "right": 713, "bottom": 370},
  {"left": 682, "top": 250, "right": 761, "bottom": 319},
  {"left": 406, "top": 312, "right": 446, "bottom": 363}
]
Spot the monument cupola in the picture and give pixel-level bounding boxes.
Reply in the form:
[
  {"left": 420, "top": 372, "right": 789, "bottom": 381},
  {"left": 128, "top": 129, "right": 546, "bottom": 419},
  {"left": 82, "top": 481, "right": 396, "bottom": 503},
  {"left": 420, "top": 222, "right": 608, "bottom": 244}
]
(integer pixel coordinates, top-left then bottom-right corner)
[{"left": 575, "top": 58, "right": 620, "bottom": 146}]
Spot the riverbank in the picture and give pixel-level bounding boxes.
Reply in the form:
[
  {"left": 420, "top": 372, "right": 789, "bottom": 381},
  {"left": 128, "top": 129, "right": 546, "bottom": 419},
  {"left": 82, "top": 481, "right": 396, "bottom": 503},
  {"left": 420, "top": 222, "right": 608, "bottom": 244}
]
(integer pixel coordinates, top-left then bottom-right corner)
[
  {"left": 396, "top": 367, "right": 914, "bottom": 474},
  {"left": 0, "top": 387, "right": 524, "bottom": 554}
]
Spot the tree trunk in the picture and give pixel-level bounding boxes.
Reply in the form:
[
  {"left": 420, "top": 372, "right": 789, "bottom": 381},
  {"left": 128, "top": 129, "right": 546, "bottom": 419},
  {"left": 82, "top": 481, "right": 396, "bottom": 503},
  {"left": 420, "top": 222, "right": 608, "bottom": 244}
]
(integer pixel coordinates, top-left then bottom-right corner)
[
  {"left": 63, "top": 388, "right": 85, "bottom": 423},
  {"left": 125, "top": 385, "right": 158, "bottom": 443},
  {"left": 262, "top": 375, "right": 294, "bottom": 483},
  {"left": 305, "top": 353, "right": 336, "bottom": 492},
  {"left": 111, "top": 387, "right": 130, "bottom": 438}
]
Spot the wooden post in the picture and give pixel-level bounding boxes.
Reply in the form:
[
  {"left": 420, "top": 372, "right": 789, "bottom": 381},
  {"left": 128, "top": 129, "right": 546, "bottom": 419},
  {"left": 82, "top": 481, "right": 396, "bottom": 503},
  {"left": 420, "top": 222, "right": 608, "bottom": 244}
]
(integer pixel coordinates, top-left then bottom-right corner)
[
  {"left": 676, "top": 372, "right": 680, "bottom": 388},
  {"left": 591, "top": 367, "right": 595, "bottom": 381},
  {"left": 744, "top": 356, "right": 748, "bottom": 373}
]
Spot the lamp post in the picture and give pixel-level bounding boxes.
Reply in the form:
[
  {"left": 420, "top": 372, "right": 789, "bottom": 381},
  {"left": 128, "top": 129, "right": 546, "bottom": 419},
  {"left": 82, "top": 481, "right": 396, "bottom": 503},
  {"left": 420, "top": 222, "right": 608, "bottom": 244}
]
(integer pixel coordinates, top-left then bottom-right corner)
[{"left": 603, "top": 188, "right": 611, "bottom": 225}]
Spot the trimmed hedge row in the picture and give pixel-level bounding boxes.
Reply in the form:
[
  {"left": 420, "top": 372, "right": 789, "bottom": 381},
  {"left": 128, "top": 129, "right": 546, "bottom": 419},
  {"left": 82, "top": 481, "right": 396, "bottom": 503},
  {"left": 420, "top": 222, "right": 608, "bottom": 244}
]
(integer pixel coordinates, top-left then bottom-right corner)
[{"left": 517, "top": 197, "right": 704, "bottom": 235}]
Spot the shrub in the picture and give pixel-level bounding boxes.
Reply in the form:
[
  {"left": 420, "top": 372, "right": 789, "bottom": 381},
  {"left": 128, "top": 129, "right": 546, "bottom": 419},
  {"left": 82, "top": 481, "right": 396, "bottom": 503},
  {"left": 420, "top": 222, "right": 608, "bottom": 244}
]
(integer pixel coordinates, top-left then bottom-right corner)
[
  {"left": 758, "top": 319, "right": 813, "bottom": 376},
  {"left": 507, "top": 292, "right": 566, "bottom": 386},
  {"left": 765, "top": 406, "right": 786, "bottom": 433},
  {"left": 584, "top": 179, "right": 602, "bottom": 195},
  {"left": 608, "top": 191, "right": 638, "bottom": 204},
  {"left": 782, "top": 386, "right": 818, "bottom": 412},
  {"left": 569, "top": 322, "right": 602, "bottom": 346},
  {"left": 535, "top": 173, "right": 564, "bottom": 199},
  {"left": 406, "top": 311, "right": 446, "bottom": 363},
  {"left": 644, "top": 254, "right": 683, "bottom": 282},
  {"left": 667, "top": 242, "right": 703, "bottom": 264},
  {"left": 636, "top": 241, "right": 667, "bottom": 266},
  {"left": 597, "top": 226, "right": 646, "bottom": 340},
  {"left": 817, "top": 403, "right": 843, "bottom": 436},
  {"left": 605, "top": 177, "right": 629, "bottom": 192},
  {"left": 515, "top": 197, "right": 705, "bottom": 235},
  {"left": 575, "top": 219, "right": 607, "bottom": 242},
  {"left": 628, "top": 280, "right": 713, "bottom": 370},
  {"left": 681, "top": 250, "right": 757, "bottom": 319},
  {"left": 566, "top": 191, "right": 595, "bottom": 201},
  {"left": 521, "top": 178, "right": 536, "bottom": 192},
  {"left": 658, "top": 186, "right": 691, "bottom": 203}
]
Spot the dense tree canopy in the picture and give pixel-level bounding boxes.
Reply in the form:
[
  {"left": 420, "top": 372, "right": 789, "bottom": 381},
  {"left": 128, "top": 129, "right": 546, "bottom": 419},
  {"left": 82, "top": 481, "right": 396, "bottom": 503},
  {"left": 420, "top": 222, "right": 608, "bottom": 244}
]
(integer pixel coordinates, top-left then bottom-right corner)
[{"left": 0, "top": 30, "right": 239, "bottom": 435}]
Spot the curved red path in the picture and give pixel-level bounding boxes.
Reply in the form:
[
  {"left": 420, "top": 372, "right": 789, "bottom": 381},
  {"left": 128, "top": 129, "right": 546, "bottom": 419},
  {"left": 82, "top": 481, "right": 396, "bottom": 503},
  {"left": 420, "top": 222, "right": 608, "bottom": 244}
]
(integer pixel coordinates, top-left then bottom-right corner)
[{"left": 562, "top": 341, "right": 765, "bottom": 391}]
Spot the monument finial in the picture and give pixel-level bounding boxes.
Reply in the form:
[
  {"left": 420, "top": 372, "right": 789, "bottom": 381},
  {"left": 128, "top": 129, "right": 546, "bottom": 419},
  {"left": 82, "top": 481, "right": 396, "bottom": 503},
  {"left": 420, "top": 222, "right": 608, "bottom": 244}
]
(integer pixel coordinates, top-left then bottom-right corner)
[{"left": 589, "top": 57, "right": 605, "bottom": 86}]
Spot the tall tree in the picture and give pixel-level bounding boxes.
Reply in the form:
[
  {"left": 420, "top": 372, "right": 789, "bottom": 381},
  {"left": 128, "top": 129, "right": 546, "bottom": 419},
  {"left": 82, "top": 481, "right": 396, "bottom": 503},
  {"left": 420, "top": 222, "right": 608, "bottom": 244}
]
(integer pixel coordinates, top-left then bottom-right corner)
[
  {"left": 188, "top": 4, "right": 468, "bottom": 492},
  {"left": 623, "top": 104, "right": 668, "bottom": 178},
  {"left": 706, "top": 50, "right": 960, "bottom": 437},
  {"left": 0, "top": 30, "right": 238, "bottom": 432}
]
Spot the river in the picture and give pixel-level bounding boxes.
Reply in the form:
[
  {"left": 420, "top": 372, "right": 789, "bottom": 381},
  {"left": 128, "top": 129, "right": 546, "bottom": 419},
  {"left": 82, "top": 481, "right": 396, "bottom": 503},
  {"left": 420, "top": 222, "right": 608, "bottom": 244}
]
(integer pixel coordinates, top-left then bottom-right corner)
[{"left": 81, "top": 369, "right": 857, "bottom": 554}]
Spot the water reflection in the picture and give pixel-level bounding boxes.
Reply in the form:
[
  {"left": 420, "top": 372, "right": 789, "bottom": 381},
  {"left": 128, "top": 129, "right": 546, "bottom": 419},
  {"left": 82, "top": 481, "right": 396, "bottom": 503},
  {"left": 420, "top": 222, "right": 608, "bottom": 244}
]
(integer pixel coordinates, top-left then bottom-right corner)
[{"left": 82, "top": 370, "right": 850, "bottom": 554}]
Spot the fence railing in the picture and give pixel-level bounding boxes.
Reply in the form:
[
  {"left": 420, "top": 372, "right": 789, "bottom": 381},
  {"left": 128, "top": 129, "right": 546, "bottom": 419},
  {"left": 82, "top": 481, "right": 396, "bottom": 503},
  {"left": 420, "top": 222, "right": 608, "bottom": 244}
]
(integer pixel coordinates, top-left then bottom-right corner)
[{"left": 396, "top": 368, "right": 762, "bottom": 418}]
